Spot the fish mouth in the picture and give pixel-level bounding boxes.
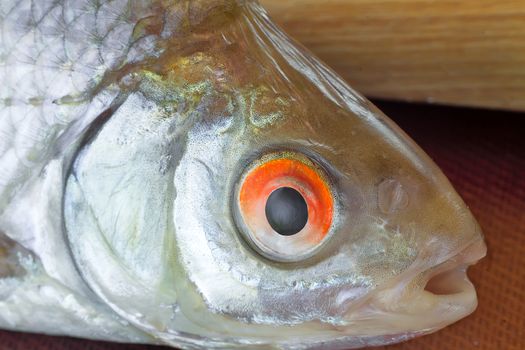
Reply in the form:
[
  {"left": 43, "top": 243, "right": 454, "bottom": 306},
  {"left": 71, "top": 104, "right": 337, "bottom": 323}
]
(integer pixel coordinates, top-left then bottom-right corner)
[
  {"left": 339, "top": 237, "right": 487, "bottom": 337},
  {"left": 408, "top": 237, "right": 487, "bottom": 326},
  {"left": 423, "top": 238, "right": 486, "bottom": 299},
  {"left": 401, "top": 237, "right": 487, "bottom": 333}
]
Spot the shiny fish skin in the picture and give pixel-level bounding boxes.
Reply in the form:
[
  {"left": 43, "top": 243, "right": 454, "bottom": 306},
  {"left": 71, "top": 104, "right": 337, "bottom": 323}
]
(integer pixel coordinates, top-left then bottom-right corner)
[
  {"left": 0, "top": 0, "right": 163, "bottom": 210},
  {"left": 0, "top": 1, "right": 486, "bottom": 349}
]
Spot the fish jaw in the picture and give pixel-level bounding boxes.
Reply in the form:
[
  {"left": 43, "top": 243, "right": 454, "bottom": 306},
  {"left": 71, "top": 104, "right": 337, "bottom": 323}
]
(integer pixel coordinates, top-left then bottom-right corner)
[{"left": 347, "top": 238, "right": 487, "bottom": 337}]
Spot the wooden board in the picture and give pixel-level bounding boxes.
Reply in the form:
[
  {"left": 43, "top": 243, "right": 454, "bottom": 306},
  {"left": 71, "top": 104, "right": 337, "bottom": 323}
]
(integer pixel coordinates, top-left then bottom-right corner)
[{"left": 261, "top": 0, "right": 525, "bottom": 111}]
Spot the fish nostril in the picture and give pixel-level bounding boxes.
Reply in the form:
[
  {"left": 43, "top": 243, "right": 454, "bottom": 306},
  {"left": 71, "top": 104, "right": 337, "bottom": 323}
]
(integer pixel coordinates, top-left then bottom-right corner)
[
  {"left": 424, "top": 265, "right": 470, "bottom": 296},
  {"left": 377, "top": 178, "right": 409, "bottom": 214}
]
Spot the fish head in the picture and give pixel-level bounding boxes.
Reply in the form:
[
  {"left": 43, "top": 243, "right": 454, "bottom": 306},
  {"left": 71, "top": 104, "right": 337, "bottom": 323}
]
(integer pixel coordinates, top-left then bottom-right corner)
[{"left": 0, "top": 0, "right": 485, "bottom": 348}]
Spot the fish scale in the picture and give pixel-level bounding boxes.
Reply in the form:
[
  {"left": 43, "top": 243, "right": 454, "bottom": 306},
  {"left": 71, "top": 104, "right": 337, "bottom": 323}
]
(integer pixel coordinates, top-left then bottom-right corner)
[{"left": 0, "top": 0, "right": 166, "bottom": 213}]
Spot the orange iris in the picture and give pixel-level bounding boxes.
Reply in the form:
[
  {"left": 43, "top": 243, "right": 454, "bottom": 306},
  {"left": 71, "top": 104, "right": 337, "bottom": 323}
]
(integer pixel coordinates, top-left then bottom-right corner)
[{"left": 236, "top": 153, "right": 334, "bottom": 261}]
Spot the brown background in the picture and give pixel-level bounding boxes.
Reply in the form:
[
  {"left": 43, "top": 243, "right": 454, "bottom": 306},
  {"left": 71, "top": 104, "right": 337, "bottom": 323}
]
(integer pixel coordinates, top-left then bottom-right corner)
[{"left": 0, "top": 101, "right": 523, "bottom": 349}]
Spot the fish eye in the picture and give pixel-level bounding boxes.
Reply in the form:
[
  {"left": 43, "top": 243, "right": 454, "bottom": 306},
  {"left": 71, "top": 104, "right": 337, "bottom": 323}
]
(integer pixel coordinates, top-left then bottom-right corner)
[
  {"left": 234, "top": 151, "right": 335, "bottom": 262},
  {"left": 265, "top": 187, "right": 308, "bottom": 236}
]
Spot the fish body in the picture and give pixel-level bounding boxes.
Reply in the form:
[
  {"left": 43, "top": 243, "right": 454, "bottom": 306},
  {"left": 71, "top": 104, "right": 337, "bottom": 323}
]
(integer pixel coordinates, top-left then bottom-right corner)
[{"left": 0, "top": 1, "right": 486, "bottom": 349}]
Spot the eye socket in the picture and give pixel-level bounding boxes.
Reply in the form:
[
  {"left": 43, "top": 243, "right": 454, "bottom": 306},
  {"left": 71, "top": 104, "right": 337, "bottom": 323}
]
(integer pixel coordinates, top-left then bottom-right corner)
[{"left": 234, "top": 151, "right": 335, "bottom": 262}]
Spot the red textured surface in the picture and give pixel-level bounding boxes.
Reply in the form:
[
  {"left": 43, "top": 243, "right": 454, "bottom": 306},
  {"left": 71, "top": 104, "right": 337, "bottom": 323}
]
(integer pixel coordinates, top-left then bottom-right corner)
[
  {"left": 0, "top": 101, "right": 523, "bottom": 349},
  {"left": 377, "top": 101, "right": 525, "bottom": 350}
]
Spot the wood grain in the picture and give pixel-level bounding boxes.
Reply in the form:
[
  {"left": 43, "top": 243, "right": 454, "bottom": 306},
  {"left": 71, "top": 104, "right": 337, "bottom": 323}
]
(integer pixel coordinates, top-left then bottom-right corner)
[{"left": 261, "top": 0, "right": 525, "bottom": 111}]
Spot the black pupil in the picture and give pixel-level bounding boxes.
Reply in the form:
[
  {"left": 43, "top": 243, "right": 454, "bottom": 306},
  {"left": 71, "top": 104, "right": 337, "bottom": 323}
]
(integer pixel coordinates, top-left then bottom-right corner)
[{"left": 265, "top": 187, "right": 308, "bottom": 236}]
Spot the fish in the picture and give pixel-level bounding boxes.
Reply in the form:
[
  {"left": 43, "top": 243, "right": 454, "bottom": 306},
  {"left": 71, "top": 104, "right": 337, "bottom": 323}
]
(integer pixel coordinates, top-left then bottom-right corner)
[{"left": 0, "top": 0, "right": 486, "bottom": 349}]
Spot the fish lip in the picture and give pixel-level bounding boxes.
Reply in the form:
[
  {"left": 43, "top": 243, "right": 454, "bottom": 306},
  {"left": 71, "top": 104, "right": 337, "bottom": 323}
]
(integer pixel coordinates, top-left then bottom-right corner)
[
  {"left": 334, "top": 236, "right": 486, "bottom": 337},
  {"left": 418, "top": 236, "right": 486, "bottom": 310},
  {"left": 423, "top": 237, "right": 486, "bottom": 295},
  {"left": 390, "top": 237, "right": 487, "bottom": 335}
]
